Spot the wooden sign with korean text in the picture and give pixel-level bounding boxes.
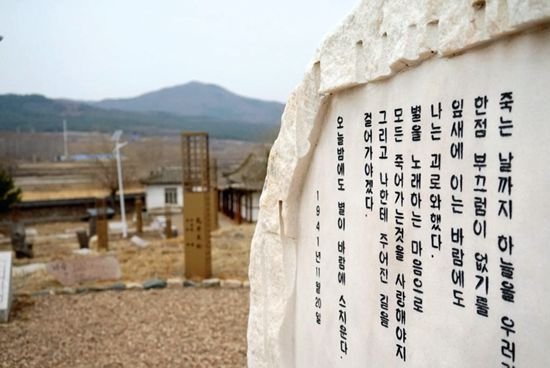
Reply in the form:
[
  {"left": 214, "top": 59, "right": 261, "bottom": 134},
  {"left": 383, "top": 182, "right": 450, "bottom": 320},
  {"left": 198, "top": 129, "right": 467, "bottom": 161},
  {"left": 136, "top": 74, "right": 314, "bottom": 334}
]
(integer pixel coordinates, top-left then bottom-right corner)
[
  {"left": 181, "top": 132, "right": 212, "bottom": 279},
  {"left": 183, "top": 192, "right": 212, "bottom": 278}
]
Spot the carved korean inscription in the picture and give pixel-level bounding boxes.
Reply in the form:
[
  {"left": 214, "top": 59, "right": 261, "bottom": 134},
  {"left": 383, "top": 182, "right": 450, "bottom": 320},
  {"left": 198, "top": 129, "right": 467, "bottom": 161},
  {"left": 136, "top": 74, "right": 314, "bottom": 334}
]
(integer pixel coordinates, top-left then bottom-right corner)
[{"left": 295, "top": 30, "right": 550, "bottom": 367}]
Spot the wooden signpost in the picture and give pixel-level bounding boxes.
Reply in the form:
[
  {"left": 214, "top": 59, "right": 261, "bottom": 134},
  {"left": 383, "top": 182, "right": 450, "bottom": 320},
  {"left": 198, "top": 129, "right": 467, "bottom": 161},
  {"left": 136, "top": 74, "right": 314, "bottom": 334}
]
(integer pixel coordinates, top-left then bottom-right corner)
[
  {"left": 95, "top": 197, "right": 108, "bottom": 251},
  {"left": 135, "top": 198, "right": 143, "bottom": 234},
  {"left": 181, "top": 132, "right": 211, "bottom": 279}
]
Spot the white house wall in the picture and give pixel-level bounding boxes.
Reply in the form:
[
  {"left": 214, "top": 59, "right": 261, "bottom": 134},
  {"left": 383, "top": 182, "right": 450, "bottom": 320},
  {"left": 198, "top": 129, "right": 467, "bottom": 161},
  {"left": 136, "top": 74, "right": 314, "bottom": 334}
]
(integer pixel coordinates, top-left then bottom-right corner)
[
  {"left": 251, "top": 192, "right": 260, "bottom": 222},
  {"left": 145, "top": 185, "right": 184, "bottom": 210},
  {"left": 240, "top": 191, "right": 261, "bottom": 222}
]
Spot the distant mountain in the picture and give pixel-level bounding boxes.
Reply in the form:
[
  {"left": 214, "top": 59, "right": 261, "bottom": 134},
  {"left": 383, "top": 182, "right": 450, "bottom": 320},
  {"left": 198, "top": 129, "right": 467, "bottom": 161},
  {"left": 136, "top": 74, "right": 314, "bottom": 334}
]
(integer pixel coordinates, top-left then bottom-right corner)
[
  {"left": 0, "top": 94, "right": 279, "bottom": 142},
  {"left": 93, "top": 81, "right": 284, "bottom": 125}
]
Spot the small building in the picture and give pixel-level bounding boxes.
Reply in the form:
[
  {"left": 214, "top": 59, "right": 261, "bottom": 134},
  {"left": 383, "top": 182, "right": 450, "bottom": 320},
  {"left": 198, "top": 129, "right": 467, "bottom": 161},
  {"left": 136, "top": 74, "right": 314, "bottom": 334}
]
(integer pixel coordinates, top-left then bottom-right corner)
[
  {"left": 141, "top": 165, "right": 221, "bottom": 230},
  {"left": 219, "top": 152, "right": 268, "bottom": 223},
  {"left": 141, "top": 167, "right": 183, "bottom": 213}
]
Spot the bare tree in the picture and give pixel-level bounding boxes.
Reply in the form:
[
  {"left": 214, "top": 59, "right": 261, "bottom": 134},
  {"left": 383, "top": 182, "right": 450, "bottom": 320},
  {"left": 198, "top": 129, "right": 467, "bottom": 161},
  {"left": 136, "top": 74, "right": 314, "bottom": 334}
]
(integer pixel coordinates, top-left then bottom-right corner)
[{"left": 91, "top": 137, "right": 137, "bottom": 209}]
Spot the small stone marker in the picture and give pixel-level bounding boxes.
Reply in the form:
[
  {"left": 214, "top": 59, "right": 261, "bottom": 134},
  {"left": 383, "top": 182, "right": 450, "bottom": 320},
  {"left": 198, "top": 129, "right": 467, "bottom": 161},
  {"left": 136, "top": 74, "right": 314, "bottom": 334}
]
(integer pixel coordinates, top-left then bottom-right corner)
[
  {"left": 76, "top": 230, "right": 89, "bottom": 249},
  {"left": 0, "top": 252, "right": 13, "bottom": 322},
  {"left": 46, "top": 256, "right": 121, "bottom": 286},
  {"left": 248, "top": 2, "right": 550, "bottom": 367},
  {"left": 95, "top": 198, "right": 109, "bottom": 251},
  {"left": 10, "top": 222, "right": 33, "bottom": 259},
  {"left": 135, "top": 198, "right": 143, "bottom": 234}
]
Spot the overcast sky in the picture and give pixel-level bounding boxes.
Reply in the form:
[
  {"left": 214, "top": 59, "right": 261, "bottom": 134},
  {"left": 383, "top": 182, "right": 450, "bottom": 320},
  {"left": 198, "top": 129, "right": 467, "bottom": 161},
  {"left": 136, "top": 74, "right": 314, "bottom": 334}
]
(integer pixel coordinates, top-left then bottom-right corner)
[{"left": 0, "top": 0, "right": 358, "bottom": 103}]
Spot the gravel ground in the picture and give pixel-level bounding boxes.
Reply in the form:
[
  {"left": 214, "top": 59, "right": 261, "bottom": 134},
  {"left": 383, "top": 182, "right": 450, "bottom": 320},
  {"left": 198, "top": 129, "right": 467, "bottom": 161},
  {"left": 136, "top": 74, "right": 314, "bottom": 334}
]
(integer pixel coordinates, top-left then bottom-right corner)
[{"left": 0, "top": 288, "right": 249, "bottom": 368}]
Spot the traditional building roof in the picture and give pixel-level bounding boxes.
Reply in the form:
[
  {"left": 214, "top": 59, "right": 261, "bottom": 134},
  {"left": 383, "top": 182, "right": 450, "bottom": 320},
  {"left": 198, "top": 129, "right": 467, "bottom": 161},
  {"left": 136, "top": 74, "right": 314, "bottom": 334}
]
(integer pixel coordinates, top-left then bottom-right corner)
[
  {"left": 221, "top": 152, "right": 268, "bottom": 191},
  {"left": 141, "top": 167, "right": 182, "bottom": 186},
  {"left": 141, "top": 152, "right": 268, "bottom": 190}
]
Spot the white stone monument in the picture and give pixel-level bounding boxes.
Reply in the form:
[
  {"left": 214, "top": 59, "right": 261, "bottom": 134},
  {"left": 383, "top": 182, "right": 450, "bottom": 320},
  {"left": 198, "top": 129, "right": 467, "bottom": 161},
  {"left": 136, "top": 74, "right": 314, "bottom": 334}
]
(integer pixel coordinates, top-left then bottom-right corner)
[
  {"left": 248, "top": 1, "right": 550, "bottom": 367},
  {"left": 0, "top": 251, "right": 13, "bottom": 323}
]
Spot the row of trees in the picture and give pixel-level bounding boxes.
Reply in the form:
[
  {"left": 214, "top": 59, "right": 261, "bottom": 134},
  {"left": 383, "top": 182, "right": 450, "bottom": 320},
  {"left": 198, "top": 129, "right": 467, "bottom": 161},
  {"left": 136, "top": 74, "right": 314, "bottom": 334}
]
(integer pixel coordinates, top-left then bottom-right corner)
[{"left": 0, "top": 166, "right": 21, "bottom": 214}]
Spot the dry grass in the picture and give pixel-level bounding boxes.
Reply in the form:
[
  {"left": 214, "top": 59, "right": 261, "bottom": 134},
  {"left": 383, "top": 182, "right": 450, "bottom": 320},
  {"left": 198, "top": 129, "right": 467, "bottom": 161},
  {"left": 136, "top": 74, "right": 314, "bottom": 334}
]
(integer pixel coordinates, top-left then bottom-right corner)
[{"left": 8, "top": 218, "right": 254, "bottom": 294}]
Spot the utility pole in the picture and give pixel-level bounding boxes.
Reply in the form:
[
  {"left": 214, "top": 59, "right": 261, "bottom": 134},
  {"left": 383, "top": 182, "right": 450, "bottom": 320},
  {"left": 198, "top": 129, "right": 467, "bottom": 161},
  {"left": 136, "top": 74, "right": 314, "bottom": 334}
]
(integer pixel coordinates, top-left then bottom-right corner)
[
  {"left": 63, "top": 120, "right": 68, "bottom": 160},
  {"left": 111, "top": 130, "right": 128, "bottom": 238},
  {"left": 15, "top": 127, "right": 19, "bottom": 159}
]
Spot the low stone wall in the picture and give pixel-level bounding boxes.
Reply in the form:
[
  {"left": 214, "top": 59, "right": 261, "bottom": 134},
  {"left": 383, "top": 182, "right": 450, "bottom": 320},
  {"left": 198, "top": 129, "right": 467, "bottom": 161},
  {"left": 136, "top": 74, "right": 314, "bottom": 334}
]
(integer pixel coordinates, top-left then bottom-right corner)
[{"left": 18, "top": 277, "right": 250, "bottom": 298}]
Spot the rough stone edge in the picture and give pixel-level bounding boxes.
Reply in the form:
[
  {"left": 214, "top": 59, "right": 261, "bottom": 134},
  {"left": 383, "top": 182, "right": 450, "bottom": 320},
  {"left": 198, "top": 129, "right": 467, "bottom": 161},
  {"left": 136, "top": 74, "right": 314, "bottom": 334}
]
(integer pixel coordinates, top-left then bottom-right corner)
[
  {"left": 18, "top": 277, "right": 250, "bottom": 298},
  {"left": 247, "top": 1, "right": 550, "bottom": 367}
]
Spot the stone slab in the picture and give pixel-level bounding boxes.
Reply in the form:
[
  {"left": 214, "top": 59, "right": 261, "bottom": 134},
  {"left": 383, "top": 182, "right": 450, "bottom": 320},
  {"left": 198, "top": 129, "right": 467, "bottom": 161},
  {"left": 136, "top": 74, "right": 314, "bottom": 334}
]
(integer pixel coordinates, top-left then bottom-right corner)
[
  {"left": 0, "top": 252, "right": 13, "bottom": 323},
  {"left": 46, "top": 256, "right": 121, "bottom": 286},
  {"left": 247, "top": 2, "right": 550, "bottom": 367},
  {"left": 295, "top": 30, "right": 550, "bottom": 367}
]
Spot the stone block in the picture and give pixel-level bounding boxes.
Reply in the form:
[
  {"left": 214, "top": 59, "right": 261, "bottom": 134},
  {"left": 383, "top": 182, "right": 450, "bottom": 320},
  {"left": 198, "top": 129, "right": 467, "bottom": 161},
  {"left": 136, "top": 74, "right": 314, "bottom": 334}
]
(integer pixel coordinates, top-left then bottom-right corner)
[
  {"left": 0, "top": 252, "right": 13, "bottom": 323},
  {"left": 201, "top": 278, "right": 220, "bottom": 288},
  {"left": 247, "top": 2, "right": 550, "bottom": 367},
  {"left": 143, "top": 278, "right": 167, "bottom": 290},
  {"left": 46, "top": 256, "right": 121, "bottom": 286}
]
